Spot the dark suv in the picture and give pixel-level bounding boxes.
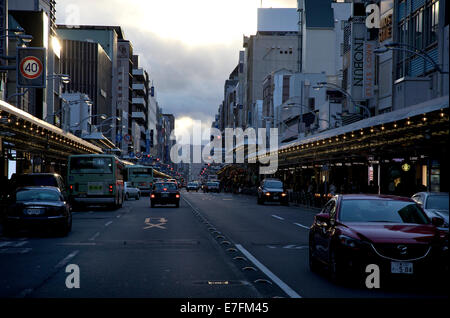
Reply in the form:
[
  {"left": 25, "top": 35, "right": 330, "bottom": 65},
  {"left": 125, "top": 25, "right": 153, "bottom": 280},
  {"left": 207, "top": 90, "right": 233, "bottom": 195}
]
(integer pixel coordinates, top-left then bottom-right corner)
[{"left": 257, "top": 179, "right": 288, "bottom": 206}]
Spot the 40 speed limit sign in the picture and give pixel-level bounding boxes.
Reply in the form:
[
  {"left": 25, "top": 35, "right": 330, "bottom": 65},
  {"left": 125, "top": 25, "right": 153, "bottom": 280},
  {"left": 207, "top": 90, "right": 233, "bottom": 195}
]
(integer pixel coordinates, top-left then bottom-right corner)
[{"left": 17, "top": 47, "right": 46, "bottom": 88}]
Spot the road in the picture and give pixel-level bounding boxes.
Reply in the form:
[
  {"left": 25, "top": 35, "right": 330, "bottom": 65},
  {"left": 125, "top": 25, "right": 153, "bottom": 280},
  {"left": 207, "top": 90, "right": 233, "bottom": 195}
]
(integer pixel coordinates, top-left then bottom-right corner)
[{"left": 0, "top": 190, "right": 447, "bottom": 298}]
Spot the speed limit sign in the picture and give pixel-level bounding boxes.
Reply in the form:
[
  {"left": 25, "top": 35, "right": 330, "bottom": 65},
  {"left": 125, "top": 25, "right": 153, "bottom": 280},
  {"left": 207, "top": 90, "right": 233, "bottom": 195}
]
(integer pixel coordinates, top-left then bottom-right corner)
[
  {"left": 20, "top": 56, "right": 43, "bottom": 79},
  {"left": 17, "top": 47, "right": 46, "bottom": 88}
]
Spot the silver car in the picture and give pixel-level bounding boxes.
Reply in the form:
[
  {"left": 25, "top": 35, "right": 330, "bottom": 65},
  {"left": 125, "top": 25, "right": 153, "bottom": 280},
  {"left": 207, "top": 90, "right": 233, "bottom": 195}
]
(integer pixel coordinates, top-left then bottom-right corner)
[
  {"left": 124, "top": 182, "right": 140, "bottom": 200},
  {"left": 412, "top": 192, "right": 449, "bottom": 228}
]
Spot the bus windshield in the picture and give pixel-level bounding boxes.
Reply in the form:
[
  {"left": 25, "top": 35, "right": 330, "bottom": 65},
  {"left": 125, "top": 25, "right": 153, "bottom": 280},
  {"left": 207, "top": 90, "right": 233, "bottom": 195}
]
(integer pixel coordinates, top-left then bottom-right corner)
[
  {"left": 70, "top": 157, "right": 113, "bottom": 174},
  {"left": 129, "top": 168, "right": 152, "bottom": 177}
]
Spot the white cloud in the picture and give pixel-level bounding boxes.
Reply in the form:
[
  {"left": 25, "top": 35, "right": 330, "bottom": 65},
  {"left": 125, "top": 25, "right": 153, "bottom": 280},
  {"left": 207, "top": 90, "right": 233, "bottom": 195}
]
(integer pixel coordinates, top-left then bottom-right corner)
[{"left": 55, "top": 0, "right": 297, "bottom": 134}]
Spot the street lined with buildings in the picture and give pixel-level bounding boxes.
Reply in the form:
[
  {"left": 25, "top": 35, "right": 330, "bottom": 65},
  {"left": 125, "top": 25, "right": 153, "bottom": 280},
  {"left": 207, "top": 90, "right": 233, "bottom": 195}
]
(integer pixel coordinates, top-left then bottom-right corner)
[{"left": 0, "top": 0, "right": 448, "bottom": 305}]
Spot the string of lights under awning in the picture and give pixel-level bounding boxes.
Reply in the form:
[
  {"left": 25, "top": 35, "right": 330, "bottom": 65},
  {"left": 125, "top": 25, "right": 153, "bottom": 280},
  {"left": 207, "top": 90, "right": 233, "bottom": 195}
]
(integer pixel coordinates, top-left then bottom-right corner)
[
  {"left": 0, "top": 100, "right": 102, "bottom": 155},
  {"left": 248, "top": 95, "right": 448, "bottom": 163}
]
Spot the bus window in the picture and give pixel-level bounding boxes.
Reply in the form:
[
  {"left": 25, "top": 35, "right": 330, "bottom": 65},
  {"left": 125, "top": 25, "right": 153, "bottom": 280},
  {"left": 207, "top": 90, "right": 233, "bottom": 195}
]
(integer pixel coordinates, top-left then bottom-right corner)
[{"left": 70, "top": 157, "right": 113, "bottom": 174}]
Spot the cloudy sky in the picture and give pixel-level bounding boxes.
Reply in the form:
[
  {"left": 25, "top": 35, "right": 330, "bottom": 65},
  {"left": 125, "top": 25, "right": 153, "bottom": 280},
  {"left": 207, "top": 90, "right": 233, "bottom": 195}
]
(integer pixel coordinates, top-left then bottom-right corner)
[{"left": 55, "top": 0, "right": 297, "bottom": 139}]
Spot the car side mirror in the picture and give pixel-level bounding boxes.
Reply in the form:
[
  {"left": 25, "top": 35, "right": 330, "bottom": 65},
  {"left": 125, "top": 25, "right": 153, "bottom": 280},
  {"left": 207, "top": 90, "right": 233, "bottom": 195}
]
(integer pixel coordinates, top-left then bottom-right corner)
[
  {"left": 431, "top": 217, "right": 444, "bottom": 227},
  {"left": 316, "top": 213, "right": 330, "bottom": 223}
]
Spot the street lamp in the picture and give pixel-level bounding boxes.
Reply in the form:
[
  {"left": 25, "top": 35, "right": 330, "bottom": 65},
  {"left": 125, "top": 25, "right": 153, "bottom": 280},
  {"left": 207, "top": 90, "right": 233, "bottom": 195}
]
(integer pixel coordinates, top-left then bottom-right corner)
[
  {"left": 263, "top": 114, "right": 305, "bottom": 143},
  {"left": 0, "top": 33, "right": 33, "bottom": 44},
  {"left": 282, "top": 103, "right": 330, "bottom": 134},
  {"left": 71, "top": 114, "right": 107, "bottom": 135},
  {"left": 94, "top": 116, "right": 122, "bottom": 132},
  {"left": 374, "top": 41, "right": 448, "bottom": 74},
  {"left": 314, "top": 82, "right": 371, "bottom": 118},
  {"left": 47, "top": 74, "right": 71, "bottom": 84}
]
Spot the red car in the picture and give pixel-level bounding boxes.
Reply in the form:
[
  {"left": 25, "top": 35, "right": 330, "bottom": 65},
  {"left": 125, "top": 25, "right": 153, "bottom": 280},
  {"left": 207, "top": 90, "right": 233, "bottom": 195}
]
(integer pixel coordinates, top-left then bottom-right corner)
[{"left": 309, "top": 194, "right": 447, "bottom": 284}]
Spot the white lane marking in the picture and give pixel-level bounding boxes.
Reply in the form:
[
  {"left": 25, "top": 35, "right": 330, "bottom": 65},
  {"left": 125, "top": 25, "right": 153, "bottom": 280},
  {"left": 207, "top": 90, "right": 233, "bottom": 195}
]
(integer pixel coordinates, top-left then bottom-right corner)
[
  {"left": 235, "top": 244, "right": 302, "bottom": 298},
  {"left": 116, "top": 214, "right": 122, "bottom": 218},
  {"left": 89, "top": 232, "right": 100, "bottom": 241},
  {"left": 0, "top": 248, "right": 32, "bottom": 254},
  {"left": 13, "top": 241, "right": 28, "bottom": 247},
  {"left": 0, "top": 240, "right": 29, "bottom": 248},
  {"left": 271, "top": 215, "right": 284, "bottom": 221},
  {"left": 293, "top": 223, "right": 310, "bottom": 230},
  {"left": 55, "top": 250, "right": 79, "bottom": 270},
  {"left": 105, "top": 221, "right": 113, "bottom": 227}
]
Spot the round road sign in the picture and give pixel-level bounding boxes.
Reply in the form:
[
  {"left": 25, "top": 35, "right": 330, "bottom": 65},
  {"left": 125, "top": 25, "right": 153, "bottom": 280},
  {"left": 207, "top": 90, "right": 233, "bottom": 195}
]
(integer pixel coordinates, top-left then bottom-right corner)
[
  {"left": 19, "top": 56, "right": 44, "bottom": 80},
  {"left": 123, "top": 134, "right": 132, "bottom": 143}
]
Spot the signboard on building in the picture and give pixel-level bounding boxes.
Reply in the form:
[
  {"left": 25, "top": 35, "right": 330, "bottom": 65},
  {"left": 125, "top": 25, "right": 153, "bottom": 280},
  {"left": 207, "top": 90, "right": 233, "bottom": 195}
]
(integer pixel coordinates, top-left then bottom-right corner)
[
  {"left": 379, "top": 9, "right": 393, "bottom": 43},
  {"left": 17, "top": 47, "right": 47, "bottom": 88},
  {"left": 349, "top": 17, "right": 366, "bottom": 102},
  {"left": 363, "top": 41, "right": 376, "bottom": 99}
]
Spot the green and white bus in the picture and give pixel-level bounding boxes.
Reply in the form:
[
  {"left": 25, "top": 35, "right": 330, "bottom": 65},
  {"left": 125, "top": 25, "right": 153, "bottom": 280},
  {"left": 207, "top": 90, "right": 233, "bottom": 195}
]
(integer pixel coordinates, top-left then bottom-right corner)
[
  {"left": 67, "top": 154, "right": 125, "bottom": 209},
  {"left": 124, "top": 165, "right": 154, "bottom": 195},
  {"left": 124, "top": 165, "right": 173, "bottom": 195}
]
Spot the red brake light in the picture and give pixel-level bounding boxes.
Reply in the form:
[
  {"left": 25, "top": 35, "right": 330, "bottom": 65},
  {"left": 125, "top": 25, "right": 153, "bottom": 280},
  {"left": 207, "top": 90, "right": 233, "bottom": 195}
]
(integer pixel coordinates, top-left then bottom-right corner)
[
  {"left": 109, "top": 185, "right": 113, "bottom": 192},
  {"left": 150, "top": 194, "right": 155, "bottom": 199},
  {"left": 176, "top": 194, "right": 180, "bottom": 198},
  {"left": 163, "top": 188, "right": 167, "bottom": 191}
]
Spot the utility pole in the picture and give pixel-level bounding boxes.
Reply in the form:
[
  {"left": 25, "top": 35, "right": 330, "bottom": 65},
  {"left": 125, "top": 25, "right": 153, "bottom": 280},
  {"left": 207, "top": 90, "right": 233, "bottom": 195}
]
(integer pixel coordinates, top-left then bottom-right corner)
[{"left": 297, "top": 0, "right": 303, "bottom": 73}]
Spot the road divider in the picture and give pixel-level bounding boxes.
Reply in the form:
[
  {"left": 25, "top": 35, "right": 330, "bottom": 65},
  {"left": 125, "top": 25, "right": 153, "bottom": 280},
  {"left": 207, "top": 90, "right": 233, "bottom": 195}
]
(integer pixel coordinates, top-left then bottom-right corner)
[{"left": 235, "top": 244, "right": 302, "bottom": 298}]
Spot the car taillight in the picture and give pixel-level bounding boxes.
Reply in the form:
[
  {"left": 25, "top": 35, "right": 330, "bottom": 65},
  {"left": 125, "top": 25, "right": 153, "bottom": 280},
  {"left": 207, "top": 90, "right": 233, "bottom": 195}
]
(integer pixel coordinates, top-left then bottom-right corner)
[
  {"left": 281, "top": 193, "right": 287, "bottom": 197},
  {"left": 163, "top": 188, "right": 167, "bottom": 191},
  {"left": 150, "top": 194, "right": 155, "bottom": 199},
  {"left": 69, "top": 185, "right": 73, "bottom": 192},
  {"left": 109, "top": 185, "right": 113, "bottom": 193},
  {"left": 176, "top": 194, "right": 180, "bottom": 198},
  {"left": 265, "top": 192, "right": 271, "bottom": 196}
]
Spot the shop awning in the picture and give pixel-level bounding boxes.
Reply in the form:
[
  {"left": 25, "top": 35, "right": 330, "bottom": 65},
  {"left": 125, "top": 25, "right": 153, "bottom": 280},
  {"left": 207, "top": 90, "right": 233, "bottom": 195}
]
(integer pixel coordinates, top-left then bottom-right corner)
[
  {"left": 247, "top": 95, "right": 449, "bottom": 162},
  {"left": 0, "top": 100, "right": 102, "bottom": 157},
  {"left": 82, "top": 132, "right": 117, "bottom": 152},
  {"left": 281, "top": 95, "right": 449, "bottom": 150}
]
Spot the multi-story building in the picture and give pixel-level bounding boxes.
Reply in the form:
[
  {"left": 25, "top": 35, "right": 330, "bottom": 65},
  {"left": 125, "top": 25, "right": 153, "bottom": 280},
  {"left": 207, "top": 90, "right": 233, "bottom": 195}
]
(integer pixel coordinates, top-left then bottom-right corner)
[
  {"left": 243, "top": 8, "right": 300, "bottom": 129},
  {"left": 147, "top": 80, "right": 158, "bottom": 159},
  {"left": 131, "top": 54, "right": 147, "bottom": 155},
  {"left": 57, "top": 25, "right": 123, "bottom": 144},
  {"left": 117, "top": 39, "right": 134, "bottom": 156},
  {"left": 5, "top": 0, "right": 62, "bottom": 123},
  {"left": 256, "top": 0, "right": 449, "bottom": 197},
  {"left": 59, "top": 39, "right": 112, "bottom": 137}
]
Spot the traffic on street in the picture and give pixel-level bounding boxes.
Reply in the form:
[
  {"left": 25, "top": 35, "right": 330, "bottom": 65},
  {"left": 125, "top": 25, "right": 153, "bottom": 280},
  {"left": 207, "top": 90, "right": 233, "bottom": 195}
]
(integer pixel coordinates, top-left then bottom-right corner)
[
  {"left": 0, "top": 175, "right": 448, "bottom": 298},
  {"left": 0, "top": 0, "right": 448, "bottom": 312}
]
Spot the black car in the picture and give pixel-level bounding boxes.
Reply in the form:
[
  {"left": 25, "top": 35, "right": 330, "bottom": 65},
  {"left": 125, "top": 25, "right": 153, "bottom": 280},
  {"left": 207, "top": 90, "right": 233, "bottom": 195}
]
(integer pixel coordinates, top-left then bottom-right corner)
[
  {"left": 10, "top": 173, "right": 68, "bottom": 201},
  {"left": 257, "top": 179, "right": 288, "bottom": 206},
  {"left": 2, "top": 186, "right": 72, "bottom": 236},
  {"left": 150, "top": 182, "right": 180, "bottom": 208}
]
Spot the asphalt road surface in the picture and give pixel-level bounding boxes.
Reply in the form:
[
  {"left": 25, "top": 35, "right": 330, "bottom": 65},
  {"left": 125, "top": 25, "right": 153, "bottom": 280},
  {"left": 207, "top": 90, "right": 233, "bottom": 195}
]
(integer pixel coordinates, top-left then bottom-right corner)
[{"left": 0, "top": 190, "right": 447, "bottom": 298}]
